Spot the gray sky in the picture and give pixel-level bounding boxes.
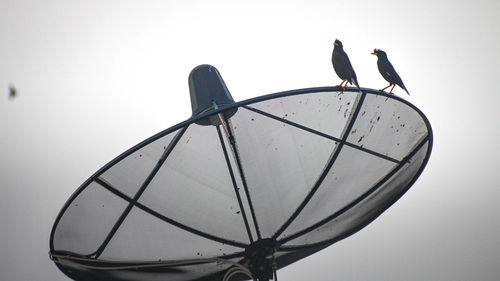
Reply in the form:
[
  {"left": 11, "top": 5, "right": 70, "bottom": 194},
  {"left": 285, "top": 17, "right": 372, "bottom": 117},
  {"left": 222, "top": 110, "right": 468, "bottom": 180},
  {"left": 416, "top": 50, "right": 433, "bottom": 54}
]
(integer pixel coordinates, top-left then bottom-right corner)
[{"left": 1, "top": 0, "right": 499, "bottom": 280}]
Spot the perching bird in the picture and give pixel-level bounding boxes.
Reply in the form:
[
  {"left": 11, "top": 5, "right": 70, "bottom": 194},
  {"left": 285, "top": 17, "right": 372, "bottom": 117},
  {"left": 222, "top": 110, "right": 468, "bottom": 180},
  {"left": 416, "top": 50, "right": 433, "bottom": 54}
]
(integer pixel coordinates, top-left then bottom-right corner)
[
  {"left": 332, "top": 39, "right": 360, "bottom": 89},
  {"left": 371, "top": 49, "right": 409, "bottom": 95}
]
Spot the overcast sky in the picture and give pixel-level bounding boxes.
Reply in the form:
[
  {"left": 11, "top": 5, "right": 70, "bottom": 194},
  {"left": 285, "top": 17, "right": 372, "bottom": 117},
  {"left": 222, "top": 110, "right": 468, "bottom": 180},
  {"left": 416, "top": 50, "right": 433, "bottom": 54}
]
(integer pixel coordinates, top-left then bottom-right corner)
[{"left": 1, "top": 0, "right": 499, "bottom": 280}]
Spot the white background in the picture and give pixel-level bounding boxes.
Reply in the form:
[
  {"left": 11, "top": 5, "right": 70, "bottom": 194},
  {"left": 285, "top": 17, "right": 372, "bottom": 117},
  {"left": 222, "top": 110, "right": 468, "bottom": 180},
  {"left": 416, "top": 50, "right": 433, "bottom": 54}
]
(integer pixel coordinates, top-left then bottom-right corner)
[{"left": 1, "top": 0, "right": 499, "bottom": 280}]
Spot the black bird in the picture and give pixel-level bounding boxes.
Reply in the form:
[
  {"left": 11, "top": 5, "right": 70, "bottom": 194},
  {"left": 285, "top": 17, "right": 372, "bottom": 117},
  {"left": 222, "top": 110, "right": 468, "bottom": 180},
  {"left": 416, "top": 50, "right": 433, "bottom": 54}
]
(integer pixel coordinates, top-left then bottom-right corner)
[
  {"left": 371, "top": 49, "right": 409, "bottom": 95},
  {"left": 332, "top": 39, "right": 360, "bottom": 89}
]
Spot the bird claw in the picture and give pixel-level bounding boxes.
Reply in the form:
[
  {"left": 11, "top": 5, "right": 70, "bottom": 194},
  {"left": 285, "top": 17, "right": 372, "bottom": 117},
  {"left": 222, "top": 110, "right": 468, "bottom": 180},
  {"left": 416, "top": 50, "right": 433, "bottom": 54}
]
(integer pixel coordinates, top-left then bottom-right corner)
[{"left": 336, "top": 85, "right": 346, "bottom": 94}]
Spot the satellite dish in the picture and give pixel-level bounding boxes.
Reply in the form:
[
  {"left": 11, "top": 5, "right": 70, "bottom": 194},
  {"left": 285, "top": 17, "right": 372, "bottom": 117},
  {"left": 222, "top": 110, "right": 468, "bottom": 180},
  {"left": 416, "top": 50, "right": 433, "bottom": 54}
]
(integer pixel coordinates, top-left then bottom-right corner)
[{"left": 49, "top": 65, "right": 432, "bottom": 281}]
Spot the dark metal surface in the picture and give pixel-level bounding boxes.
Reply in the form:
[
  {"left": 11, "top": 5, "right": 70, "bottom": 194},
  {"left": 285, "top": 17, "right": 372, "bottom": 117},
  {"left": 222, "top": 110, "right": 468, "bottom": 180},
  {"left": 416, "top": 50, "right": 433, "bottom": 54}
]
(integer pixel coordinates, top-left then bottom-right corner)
[{"left": 216, "top": 125, "right": 255, "bottom": 243}]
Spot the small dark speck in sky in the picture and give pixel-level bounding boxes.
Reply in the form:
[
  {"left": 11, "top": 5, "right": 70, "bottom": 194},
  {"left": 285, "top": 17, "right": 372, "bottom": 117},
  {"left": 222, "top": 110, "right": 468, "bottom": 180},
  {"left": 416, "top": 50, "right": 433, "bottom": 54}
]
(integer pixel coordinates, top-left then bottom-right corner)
[{"left": 8, "top": 84, "right": 17, "bottom": 99}]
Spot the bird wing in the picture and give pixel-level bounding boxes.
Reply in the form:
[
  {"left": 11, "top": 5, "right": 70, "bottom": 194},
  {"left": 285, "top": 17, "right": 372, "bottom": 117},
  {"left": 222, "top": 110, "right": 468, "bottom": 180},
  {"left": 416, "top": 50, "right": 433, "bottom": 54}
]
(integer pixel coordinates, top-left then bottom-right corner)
[
  {"left": 378, "top": 58, "right": 408, "bottom": 94},
  {"left": 333, "top": 51, "right": 356, "bottom": 81},
  {"left": 378, "top": 59, "right": 402, "bottom": 85}
]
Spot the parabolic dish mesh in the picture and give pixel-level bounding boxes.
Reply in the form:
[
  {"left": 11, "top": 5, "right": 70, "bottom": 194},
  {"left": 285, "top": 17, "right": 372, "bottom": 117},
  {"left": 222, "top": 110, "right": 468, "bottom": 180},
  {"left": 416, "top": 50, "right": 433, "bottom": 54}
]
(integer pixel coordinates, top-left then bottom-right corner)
[{"left": 50, "top": 88, "right": 432, "bottom": 281}]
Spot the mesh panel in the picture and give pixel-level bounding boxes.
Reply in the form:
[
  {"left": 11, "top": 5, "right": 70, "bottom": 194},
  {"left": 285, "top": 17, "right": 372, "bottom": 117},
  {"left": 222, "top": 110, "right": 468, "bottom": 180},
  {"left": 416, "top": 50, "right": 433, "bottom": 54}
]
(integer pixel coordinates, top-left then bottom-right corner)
[
  {"left": 229, "top": 107, "right": 337, "bottom": 237},
  {"left": 53, "top": 181, "right": 128, "bottom": 254},
  {"left": 100, "top": 207, "right": 242, "bottom": 260},
  {"left": 347, "top": 94, "right": 427, "bottom": 160},
  {"left": 138, "top": 124, "right": 250, "bottom": 244},
  {"left": 250, "top": 91, "right": 358, "bottom": 138},
  {"left": 281, "top": 140, "right": 429, "bottom": 247},
  {"left": 280, "top": 145, "right": 397, "bottom": 240},
  {"left": 100, "top": 129, "right": 181, "bottom": 197}
]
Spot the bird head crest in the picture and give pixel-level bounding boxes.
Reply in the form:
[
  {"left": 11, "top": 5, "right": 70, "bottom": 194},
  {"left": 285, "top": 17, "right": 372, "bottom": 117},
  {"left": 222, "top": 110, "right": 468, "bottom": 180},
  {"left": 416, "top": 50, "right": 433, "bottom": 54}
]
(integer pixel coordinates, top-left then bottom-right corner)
[
  {"left": 333, "top": 39, "right": 342, "bottom": 47},
  {"left": 371, "top": 49, "right": 386, "bottom": 56}
]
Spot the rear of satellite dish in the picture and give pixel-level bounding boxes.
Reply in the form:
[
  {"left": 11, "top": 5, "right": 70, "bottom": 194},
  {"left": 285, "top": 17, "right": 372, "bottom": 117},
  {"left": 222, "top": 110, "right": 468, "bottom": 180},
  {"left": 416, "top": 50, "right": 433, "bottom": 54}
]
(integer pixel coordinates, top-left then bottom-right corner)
[{"left": 50, "top": 65, "right": 432, "bottom": 281}]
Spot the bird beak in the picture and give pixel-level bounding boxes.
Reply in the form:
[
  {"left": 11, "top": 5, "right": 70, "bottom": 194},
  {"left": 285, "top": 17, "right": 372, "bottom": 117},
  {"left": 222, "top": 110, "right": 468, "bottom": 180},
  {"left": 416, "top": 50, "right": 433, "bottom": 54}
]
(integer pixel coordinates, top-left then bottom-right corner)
[
  {"left": 371, "top": 52, "right": 377, "bottom": 55},
  {"left": 333, "top": 42, "right": 339, "bottom": 46}
]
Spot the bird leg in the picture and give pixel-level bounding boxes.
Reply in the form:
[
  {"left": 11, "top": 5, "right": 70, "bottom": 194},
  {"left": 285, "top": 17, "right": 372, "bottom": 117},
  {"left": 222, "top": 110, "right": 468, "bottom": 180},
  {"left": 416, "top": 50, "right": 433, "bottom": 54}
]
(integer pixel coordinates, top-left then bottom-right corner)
[
  {"left": 388, "top": 85, "right": 396, "bottom": 94},
  {"left": 380, "top": 84, "right": 391, "bottom": 92},
  {"left": 337, "top": 79, "right": 348, "bottom": 92}
]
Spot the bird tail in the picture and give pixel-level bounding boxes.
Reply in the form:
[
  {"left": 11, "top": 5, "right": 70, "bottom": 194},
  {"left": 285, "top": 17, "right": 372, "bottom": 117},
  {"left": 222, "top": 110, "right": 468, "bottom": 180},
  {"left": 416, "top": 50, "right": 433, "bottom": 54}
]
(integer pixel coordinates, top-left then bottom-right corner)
[
  {"left": 401, "top": 84, "right": 410, "bottom": 95},
  {"left": 351, "top": 78, "right": 361, "bottom": 90}
]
